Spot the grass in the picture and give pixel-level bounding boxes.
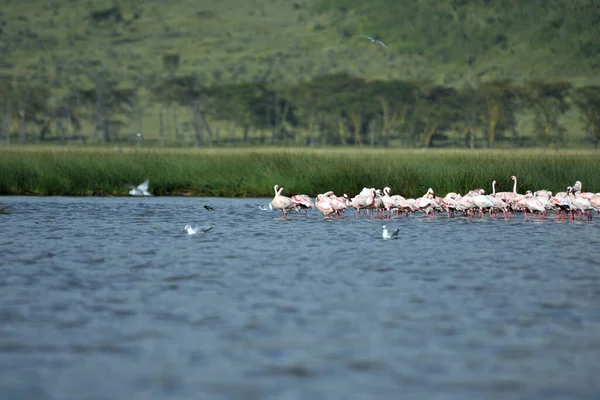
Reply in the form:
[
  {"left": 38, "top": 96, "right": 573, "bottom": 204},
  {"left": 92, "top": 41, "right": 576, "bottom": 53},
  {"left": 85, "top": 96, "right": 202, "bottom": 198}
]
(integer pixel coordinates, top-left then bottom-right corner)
[{"left": 1, "top": 146, "right": 599, "bottom": 197}]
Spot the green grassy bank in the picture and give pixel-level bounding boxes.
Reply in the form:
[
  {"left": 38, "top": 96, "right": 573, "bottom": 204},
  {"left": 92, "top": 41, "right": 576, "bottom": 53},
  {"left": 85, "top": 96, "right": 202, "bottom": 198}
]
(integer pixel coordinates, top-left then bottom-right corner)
[{"left": 1, "top": 146, "right": 598, "bottom": 197}]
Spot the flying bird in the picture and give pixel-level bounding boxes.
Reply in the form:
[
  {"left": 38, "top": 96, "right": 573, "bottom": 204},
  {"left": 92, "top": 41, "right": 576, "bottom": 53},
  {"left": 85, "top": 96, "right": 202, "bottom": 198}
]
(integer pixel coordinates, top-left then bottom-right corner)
[
  {"left": 125, "top": 179, "right": 152, "bottom": 196},
  {"left": 361, "top": 35, "right": 388, "bottom": 48}
]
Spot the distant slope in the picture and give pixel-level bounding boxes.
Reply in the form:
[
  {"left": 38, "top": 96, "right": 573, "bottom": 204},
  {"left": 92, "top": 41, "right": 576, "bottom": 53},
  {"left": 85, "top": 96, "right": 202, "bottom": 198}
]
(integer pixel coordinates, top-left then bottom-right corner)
[{"left": 1, "top": 0, "right": 599, "bottom": 88}]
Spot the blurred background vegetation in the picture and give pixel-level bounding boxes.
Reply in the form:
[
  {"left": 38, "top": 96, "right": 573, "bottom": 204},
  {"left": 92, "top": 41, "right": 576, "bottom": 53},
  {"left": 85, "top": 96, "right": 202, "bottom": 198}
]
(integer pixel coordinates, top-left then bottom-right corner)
[{"left": 1, "top": 0, "right": 599, "bottom": 148}]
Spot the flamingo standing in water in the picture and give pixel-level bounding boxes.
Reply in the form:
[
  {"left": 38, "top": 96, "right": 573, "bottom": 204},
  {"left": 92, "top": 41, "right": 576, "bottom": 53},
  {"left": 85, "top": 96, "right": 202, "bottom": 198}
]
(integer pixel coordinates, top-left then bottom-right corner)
[
  {"left": 350, "top": 189, "right": 375, "bottom": 218},
  {"left": 500, "top": 175, "right": 522, "bottom": 210},
  {"left": 517, "top": 191, "right": 546, "bottom": 221},
  {"left": 315, "top": 194, "right": 336, "bottom": 217},
  {"left": 415, "top": 188, "right": 440, "bottom": 219},
  {"left": 291, "top": 194, "right": 314, "bottom": 216},
  {"left": 272, "top": 185, "right": 295, "bottom": 218},
  {"left": 322, "top": 191, "right": 348, "bottom": 216},
  {"left": 550, "top": 192, "right": 572, "bottom": 221},
  {"left": 589, "top": 194, "right": 600, "bottom": 216},
  {"left": 441, "top": 193, "right": 463, "bottom": 218},
  {"left": 569, "top": 187, "right": 594, "bottom": 220}
]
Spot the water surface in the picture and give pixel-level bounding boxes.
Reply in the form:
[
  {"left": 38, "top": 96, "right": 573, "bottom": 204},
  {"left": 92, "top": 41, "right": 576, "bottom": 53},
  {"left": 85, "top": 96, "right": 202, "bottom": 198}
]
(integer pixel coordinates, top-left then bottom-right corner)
[{"left": 1, "top": 196, "right": 599, "bottom": 400}]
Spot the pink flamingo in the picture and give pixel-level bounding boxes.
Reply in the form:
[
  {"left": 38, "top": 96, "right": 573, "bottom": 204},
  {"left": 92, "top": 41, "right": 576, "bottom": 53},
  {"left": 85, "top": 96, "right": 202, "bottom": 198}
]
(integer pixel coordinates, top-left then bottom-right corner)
[
  {"left": 350, "top": 189, "right": 375, "bottom": 218},
  {"left": 550, "top": 192, "right": 572, "bottom": 221},
  {"left": 472, "top": 192, "right": 494, "bottom": 218},
  {"left": 589, "top": 194, "right": 600, "bottom": 217},
  {"left": 322, "top": 191, "right": 347, "bottom": 216},
  {"left": 441, "top": 193, "right": 463, "bottom": 218},
  {"left": 315, "top": 194, "right": 336, "bottom": 217},
  {"left": 517, "top": 191, "right": 546, "bottom": 220},
  {"left": 272, "top": 185, "right": 295, "bottom": 218},
  {"left": 415, "top": 188, "right": 440, "bottom": 219},
  {"left": 569, "top": 187, "right": 594, "bottom": 220},
  {"left": 291, "top": 194, "right": 314, "bottom": 216}
]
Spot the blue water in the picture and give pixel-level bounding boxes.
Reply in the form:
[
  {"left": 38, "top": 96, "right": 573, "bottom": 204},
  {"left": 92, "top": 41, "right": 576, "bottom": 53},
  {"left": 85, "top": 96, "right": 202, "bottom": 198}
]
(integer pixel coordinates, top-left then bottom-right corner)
[{"left": 1, "top": 196, "right": 599, "bottom": 399}]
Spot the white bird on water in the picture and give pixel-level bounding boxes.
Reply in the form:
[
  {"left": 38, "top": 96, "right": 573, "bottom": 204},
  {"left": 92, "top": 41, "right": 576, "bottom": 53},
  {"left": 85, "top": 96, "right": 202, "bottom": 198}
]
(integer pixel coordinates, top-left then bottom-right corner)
[
  {"left": 257, "top": 202, "right": 274, "bottom": 211},
  {"left": 184, "top": 225, "right": 213, "bottom": 235},
  {"left": 382, "top": 225, "right": 399, "bottom": 240},
  {"left": 126, "top": 179, "right": 152, "bottom": 196},
  {"left": 361, "top": 35, "right": 388, "bottom": 48}
]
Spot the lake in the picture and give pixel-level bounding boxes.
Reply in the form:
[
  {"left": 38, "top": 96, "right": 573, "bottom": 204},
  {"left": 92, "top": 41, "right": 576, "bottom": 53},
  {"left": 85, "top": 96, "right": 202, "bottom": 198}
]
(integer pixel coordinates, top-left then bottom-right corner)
[{"left": 1, "top": 196, "right": 599, "bottom": 400}]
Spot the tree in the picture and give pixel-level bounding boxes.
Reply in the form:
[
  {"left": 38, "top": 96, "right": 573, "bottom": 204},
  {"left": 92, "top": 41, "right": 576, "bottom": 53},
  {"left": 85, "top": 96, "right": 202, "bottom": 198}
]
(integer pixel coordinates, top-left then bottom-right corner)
[
  {"left": 526, "top": 81, "right": 571, "bottom": 148},
  {"left": 476, "top": 80, "right": 513, "bottom": 147},
  {"left": 572, "top": 85, "right": 600, "bottom": 148}
]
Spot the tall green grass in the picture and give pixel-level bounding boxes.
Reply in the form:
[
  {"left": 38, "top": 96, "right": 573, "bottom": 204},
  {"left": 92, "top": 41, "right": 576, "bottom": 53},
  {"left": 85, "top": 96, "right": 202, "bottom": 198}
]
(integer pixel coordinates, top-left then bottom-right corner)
[{"left": 1, "top": 146, "right": 599, "bottom": 197}]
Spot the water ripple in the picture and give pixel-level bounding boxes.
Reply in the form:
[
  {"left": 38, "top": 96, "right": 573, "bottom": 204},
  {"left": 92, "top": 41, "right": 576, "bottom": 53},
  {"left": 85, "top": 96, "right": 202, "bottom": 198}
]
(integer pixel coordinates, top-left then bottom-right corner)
[{"left": 0, "top": 196, "right": 599, "bottom": 399}]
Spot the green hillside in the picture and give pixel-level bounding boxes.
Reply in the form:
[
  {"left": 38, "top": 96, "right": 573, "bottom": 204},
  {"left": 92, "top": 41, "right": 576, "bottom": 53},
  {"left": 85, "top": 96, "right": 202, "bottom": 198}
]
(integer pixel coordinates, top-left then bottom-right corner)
[{"left": 1, "top": 0, "right": 599, "bottom": 147}]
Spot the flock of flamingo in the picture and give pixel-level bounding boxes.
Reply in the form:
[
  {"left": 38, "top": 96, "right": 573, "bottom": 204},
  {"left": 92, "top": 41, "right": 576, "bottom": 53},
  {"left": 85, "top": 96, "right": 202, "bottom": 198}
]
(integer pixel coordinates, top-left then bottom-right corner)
[{"left": 270, "top": 176, "right": 600, "bottom": 221}]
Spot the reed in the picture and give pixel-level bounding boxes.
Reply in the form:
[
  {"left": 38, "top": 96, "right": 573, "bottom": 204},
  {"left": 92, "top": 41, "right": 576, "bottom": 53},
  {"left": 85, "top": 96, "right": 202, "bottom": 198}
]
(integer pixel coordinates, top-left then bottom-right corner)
[{"left": 1, "top": 146, "right": 599, "bottom": 197}]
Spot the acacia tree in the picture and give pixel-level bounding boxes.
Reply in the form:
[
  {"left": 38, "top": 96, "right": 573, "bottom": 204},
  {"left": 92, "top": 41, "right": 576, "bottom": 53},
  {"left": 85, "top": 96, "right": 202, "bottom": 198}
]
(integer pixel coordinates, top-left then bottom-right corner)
[
  {"left": 153, "top": 75, "right": 215, "bottom": 146},
  {"left": 476, "top": 80, "right": 514, "bottom": 147},
  {"left": 526, "top": 81, "right": 571, "bottom": 148},
  {"left": 572, "top": 85, "right": 600, "bottom": 148},
  {"left": 419, "top": 86, "right": 468, "bottom": 148},
  {"left": 369, "top": 79, "right": 421, "bottom": 147}
]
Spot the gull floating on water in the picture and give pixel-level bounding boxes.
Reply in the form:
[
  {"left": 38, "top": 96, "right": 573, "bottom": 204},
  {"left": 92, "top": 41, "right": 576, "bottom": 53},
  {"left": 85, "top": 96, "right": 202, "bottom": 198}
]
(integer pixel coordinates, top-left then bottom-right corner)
[
  {"left": 382, "top": 225, "right": 399, "bottom": 240},
  {"left": 361, "top": 35, "right": 388, "bottom": 48},
  {"left": 184, "top": 225, "right": 213, "bottom": 235},
  {"left": 126, "top": 179, "right": 152, "bottom": 196},
  {"left": 257, "top": 203, "right": 274, "bottom": 211}
]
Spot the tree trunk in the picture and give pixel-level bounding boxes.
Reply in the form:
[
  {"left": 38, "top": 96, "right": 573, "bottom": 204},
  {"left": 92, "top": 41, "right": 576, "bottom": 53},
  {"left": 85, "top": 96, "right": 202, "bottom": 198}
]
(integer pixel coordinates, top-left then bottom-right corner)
[
  {"left": 199, "top": 111, "right": 213, "bottom": 146},
  {"left": 18, "top": 109, "right": 26, "bottom": 143},
  {"left": 337, "top": 115, "right": 347, "bottom": 145},
  {"left": 165, "top": 104, "right": 171, "bottom": 146},
  {"left": 191, "top": 106, "right": 202, "bottom": 147},
  {"left": 95, "top": 76, "right": 106, "bottom": 144},
  {"left": 67, "top": 108, "right": 75, "bottom": 141},
  {"left": 423, "top": 122, "right": 438, "bottom": 148},
  {"left": 4, "top": 98, "right": 11, "bottom": 145},
  {"left": 350, "top": 112, "right": 362, "bottom": 145}
]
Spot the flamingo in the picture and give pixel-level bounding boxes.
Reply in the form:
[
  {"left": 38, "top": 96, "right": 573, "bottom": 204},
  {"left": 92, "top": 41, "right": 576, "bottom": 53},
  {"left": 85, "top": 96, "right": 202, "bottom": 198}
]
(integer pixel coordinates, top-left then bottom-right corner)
[
  {"left": 589, "top": 194, "right": 600, "bottom": 216},
  {"left": 315, "top": 194, "right": 336, "bottom": 217},
  {"left": 291, "top": 194, "right": 314, "bottom": 216},
  {"left": 472, "top": 193, "right": 494, "bottom": 218},
  {"left": 272, "top": 185, "right": 295, "bottom": 218},
  {"left": 415, "top": 189, "right": 440, "bottom": 219},
  {"left": 517, "top": 191, "right": 546, "bottom": 220},
  {"left": 457, "top": 194, "right": 476, "bottom": 217},
  {"left": 368, "top": 189, "right": 385, "bottom": 219},
  {"left": 322, "top": 191, "right": 347, "bottom": 216},
  {"left": 441, "top": 193, "right": 463, "bottom": 218},
  {"left": 500, "top": 176, "right": 522, "bottom": 210},
  {"left": 350, "top": 189, "right": 375, "bottom": 218},
  {"left": 550, "top": 192, "right": 572, "bottom": 221},
  {"left": 569, "top": 187, "right": 594, "bottom": 220}
]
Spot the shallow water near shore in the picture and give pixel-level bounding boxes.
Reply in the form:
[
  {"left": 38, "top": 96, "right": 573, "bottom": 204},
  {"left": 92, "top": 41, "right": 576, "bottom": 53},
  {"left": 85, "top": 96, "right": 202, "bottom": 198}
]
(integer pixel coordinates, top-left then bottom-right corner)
[{"left": 1, "top": 196, "right": 599, "bottom": 400}]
